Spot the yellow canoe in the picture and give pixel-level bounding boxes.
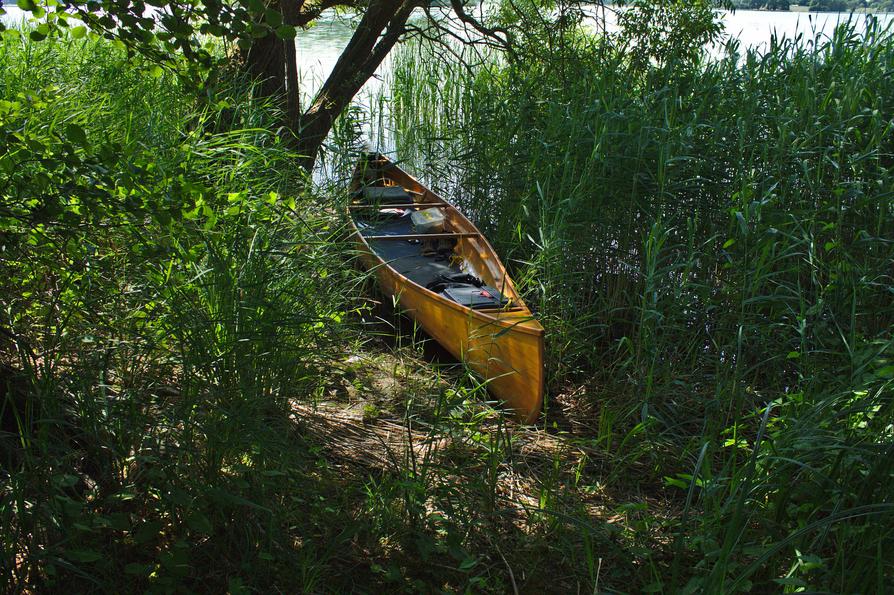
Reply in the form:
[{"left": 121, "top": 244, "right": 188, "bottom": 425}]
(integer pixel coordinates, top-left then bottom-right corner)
[{"left": 348, "top": 153, "right": 544, "bottom": 423}]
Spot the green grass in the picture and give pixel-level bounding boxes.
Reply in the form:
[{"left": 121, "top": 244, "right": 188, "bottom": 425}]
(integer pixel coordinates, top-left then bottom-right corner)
[
  {"left": 371, "top": 15, "right": 894, "bottom": 592},
  {"left": 0, "top": 32, "right": 369, "bottom": 591},
  {"left": 3, "top": 12, "right": 894, "bottom": 594}
]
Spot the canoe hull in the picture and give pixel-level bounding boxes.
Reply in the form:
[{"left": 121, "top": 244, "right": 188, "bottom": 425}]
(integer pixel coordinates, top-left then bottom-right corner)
[
  {"left": 354, "top": 240, "right": 544, "bottom": 423},
  {"left": 349, "top": 153, "right": 544, "bottom": 423}
]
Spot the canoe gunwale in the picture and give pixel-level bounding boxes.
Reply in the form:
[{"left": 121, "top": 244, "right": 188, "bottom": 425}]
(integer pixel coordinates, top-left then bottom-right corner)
[
  {"left": 347, "top": 155, "right": 544, "bottom": 339},
  {"left": 351, "top": 230, "right": 545, "bottom": 338}
]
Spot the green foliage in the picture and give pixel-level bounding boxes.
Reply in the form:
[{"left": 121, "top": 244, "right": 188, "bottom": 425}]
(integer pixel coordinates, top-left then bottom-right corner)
[
  {"left": 7, "top": 0, "right": 303, "bottom": 74},
  {"left": 0, "top": 32, "right": 360, "bottom": 591},
  {"left": 381, "top": 15, "right": 894, "bottom": 592},
  {"left": 616, "top": 0, "right": 726, "bottom": 72}
]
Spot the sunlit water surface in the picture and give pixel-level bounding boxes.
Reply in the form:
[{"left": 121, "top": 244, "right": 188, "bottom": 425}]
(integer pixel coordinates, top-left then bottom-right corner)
[{"left": 3, "top": 5, "right": 891, "bottom": 165}]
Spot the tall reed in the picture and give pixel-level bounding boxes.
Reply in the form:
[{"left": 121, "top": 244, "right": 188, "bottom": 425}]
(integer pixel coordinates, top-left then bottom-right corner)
[{"left": 375, "top": 16, "right": 894, "bottom": 591}]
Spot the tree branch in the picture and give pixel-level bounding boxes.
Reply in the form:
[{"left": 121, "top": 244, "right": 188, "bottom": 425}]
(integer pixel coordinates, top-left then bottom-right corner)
[{"left": 294, "top": 0, "right": 418, "bottom": 168}]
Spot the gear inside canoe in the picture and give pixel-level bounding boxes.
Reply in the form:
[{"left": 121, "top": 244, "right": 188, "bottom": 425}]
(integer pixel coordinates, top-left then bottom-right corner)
[
  {"left": 348, "top": 153, "right": 544, "bottom": 423},
  {"left": 353, "top": 195, "right": 510, "bottom": 310}
]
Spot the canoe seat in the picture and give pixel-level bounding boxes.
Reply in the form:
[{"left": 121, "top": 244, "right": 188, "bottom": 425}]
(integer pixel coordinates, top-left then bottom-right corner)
[
  {"left": 370, "top": 236, "right": 463, "bottom": 288},
  {"left": 361, "top": 186, "right": 411, "bottom": 203}
]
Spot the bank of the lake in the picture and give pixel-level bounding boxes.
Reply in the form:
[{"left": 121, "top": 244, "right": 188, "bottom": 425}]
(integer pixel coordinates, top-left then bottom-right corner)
[
  {"left": 366, "top": 14, "right": 894, "bottom": 592},
  {"left": 2, "top": 5, "right": 892, "bottom": 594}
]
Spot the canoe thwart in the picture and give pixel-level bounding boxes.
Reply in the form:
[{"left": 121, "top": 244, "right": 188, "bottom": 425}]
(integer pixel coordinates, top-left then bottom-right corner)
[
  {"left": 474, "top": 306, "right": 526, "bottom": 313},
  {"left": 362, "top": 232, "right": 480, "bottom": 241},
  {"left": 348, "top": 203, "right": 450, "bottom": 209}
]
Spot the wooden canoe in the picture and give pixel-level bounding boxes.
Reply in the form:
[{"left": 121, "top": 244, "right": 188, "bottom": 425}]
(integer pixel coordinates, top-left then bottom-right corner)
[{"left": 348, "top": 152, "right": 544, "bottom": 423}]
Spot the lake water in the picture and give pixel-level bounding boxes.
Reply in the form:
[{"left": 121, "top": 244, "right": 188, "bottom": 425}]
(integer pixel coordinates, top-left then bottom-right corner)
[
  {"left": 718, "top": 9, "right": 892, "bottom": 51},
  {"left": 4, "top": 5, "right": 891, "bottom": 100},
  {"left": 295, "top": 7, "right": 894, "bottom": 101}
]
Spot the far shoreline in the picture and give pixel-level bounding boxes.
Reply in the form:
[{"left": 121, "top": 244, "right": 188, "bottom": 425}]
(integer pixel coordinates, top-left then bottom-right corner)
[
  {"left": 787, "top": 4, "right": 893, "bottom": 12},
  {"left": 599, "top": 3, "right": 894, "bottom": 16},
  {"left": 718, "top": 4, "right": 893, "bottom": 14}
]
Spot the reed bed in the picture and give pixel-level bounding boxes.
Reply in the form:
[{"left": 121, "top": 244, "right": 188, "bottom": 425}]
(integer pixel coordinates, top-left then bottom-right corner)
[
  {"left": 373, "top": 17, "right": 894, "bottom": 591},
  {"left": 3, "top": 14, "right": 893, "bottom": 593}
]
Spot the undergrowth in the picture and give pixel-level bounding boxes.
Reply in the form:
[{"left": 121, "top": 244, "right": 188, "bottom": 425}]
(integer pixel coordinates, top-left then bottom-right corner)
[
  {"left": 3, "top": 7, "right": 893, "bottom": 594},
  {"left": 376, "top": 13, "right": 894, "bottom": 593},
  {"left": 0, "top": 29, "right": 627, "bottom": 595},
  {"left": 0, "top": 33, "right": 367, "bottom": 591}
]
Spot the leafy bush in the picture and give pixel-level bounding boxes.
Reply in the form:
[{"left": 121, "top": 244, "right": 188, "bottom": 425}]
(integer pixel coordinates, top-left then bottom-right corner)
[{"left": 0, "top": 32, "right": 358, "bottom": 591}]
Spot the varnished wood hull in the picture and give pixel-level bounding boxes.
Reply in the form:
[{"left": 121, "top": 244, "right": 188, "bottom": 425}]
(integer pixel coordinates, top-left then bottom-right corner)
[{"left": 349, "top": 154, "right": 544, "bottom": 423}]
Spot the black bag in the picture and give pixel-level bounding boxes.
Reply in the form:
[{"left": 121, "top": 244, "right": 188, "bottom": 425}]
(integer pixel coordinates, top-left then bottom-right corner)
[
  {"left": 425, "top": 273, "right": 483, "bottom": 293},
  {"left": 426, "top": 273, "right": 508, "bottom": 309},
  {"left": 441, "top": 285, "right": 509, "bottom": 309}
]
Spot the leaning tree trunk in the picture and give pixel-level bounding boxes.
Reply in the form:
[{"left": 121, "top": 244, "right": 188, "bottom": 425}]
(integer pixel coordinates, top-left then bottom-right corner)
[
  {"left": 295, "top": 0, "right": 417, "bottom": 171},
  {"left": 243, "top": 0, "right": 416, "bottom": 172}
]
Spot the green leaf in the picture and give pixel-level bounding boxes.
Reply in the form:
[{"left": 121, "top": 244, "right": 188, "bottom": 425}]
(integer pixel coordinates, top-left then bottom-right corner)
[
  {"left": 17, "top": 0, "right": 37, "bottom": 11},
  {"left": 876, "top": 365, "right": 894, "bottom": 379},
  {"left": 264, "top": 8, "right": 283, "bottom": 27},
  {"left": 786, "top": 351, "right": 801, "bottom": 360},
  {"left": 772, "top": 577, "right": 807, "bottom": 587},
  {"left": 66, "top": 549, "right": 103, "bottom": 563},
  {"left": 276, "top": 25, "right": 296, "bottom": 40},
  {"left": 735, "top": 210, "right": 747, "bottom": 234},
  {"left": 53, "top": 473, "right": 81, "bottom": 488},
  {"left": 722, "top": 238, "right": 735, "bottom": 249},
  {"left": 186, "top": 512, "right": 213, "bottom": 535},
  {"left": 229, "top": 577, "right": 250, "bottom": 595},
  {"left": 70, "top": 25, "right": 87, "bottom": 39},
  {"left": 124, "top": 563, "right": 153, "bottom": 575},
  {"left": 133, "top": 520, "right": 164, "bottom": 544},
  {"left": 249, "top": 21, "right": 269, "bottom": 38},
  {"left": 664, "top": 476, "right": 687, "bottom": 489},
  {"left": 66, "top": 123, "right": 88, "bottom": 147}
]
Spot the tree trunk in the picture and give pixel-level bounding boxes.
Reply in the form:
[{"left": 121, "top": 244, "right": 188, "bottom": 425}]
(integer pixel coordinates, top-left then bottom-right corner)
[
  {"left": 246, "top": 32, "right": 286, "bottom": 100},
  {"left": 285, "top": 41, "right": 300, "bottom": 129},
  {"left": 283, "top": 0, "right": 301, "bottom": 128},
  {"left": 243, "top": 0, "right": 416, "bottom": 171},
  {"left": 295, "top": 0, "right": 417, "bottom": 171}
]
